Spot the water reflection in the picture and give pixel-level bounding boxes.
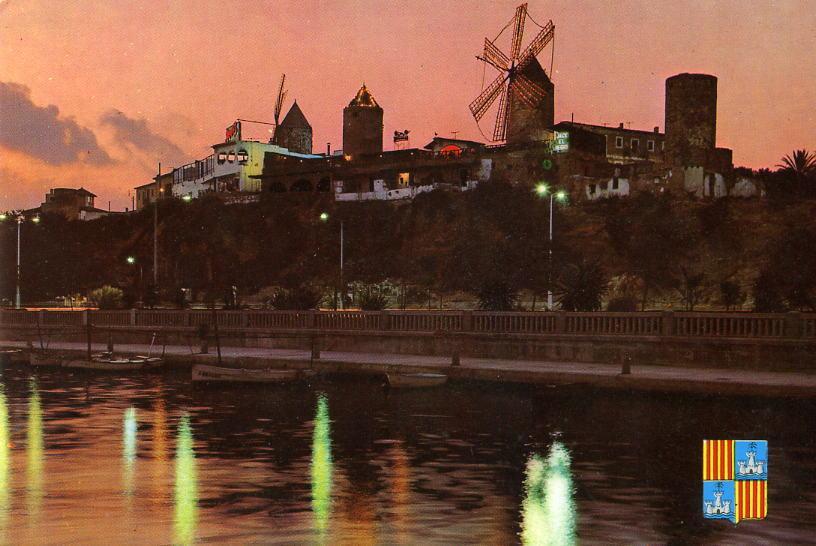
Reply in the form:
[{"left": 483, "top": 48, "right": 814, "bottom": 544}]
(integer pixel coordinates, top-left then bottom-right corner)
[
  {"left": 174, "top": 414, "right": 197, "bottom": 546},
  {"left": 0, "top": 386, "right": 10, "bottom": 537},
  {"left": 26, "top": 378, "right": 43, "bottom": 522},
  {"left": 520, "top": 441, "right": 577, "bottom": 546},
  {"left": 122, "top": 407, "right": 137, "bottom": 498},
  {"left": 151, "top": 397, "right": 169, "bottom": 505},
  {"left": 311, "top": 393, "right": 333, "bottom": 538}
]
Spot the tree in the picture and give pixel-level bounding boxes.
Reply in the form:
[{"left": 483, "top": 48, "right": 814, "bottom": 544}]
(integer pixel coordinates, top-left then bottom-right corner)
[
  {"left": 775, "top": 149, "right": 816, "bottom": 198},
  {"left": 677, "top": 267, "right": 706, "bottom": 311},
  {"left": 719, "top": 280, "right": 743, "bottom": 311},
  {"left": 558, "top": 260, "right": 608, "bottom": 312},
  {"left": 753, "top": 271, "right": 786, "bottom": 312},
  {"left": 478, "top": 279, "right": 518, "bottom": 311}
]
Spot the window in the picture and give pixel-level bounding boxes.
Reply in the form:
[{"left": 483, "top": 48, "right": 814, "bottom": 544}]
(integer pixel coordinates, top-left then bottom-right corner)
[
  {"left": 631, "top": 138, "right": 640, "bottom": 152},
  {"left": 615, "top": 136, "right": 623, "bottom": 148},
  {"left": 217, "top": 152, "right": 227, "bottom": 164},
  {"left": 661, "top": 141, "right": 665, "bottom": 151},
  {"left": 588, "top": 184, "right": 596, "bottom": 195},
  {"left": 227, "top": 151, "right": 236, "bottom": 163},
  {"left": 612, "top": 177, "right": 619, "bottom": 190},
  {"left": 647, "top": 140, "right": 655, "bottom": 152},
  {"left": 237, "top": 149, "right": 249, "bottom": 163}
]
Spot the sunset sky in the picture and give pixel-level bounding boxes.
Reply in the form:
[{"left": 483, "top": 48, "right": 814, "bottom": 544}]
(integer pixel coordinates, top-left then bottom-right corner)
[{"left": 1, "top": 0, "right": 814, "bottom": 210}]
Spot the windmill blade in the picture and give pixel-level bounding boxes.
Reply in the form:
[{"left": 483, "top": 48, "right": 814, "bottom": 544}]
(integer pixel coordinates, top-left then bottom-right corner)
[
  {"left": 482, "top": 38, "right": 510, "bottom": 71},
  {"left": 469, "top": 71, "right": 509, "bottom": 122},
  {"left": 516, "top": 21, "right": 554, "bottom": 71},
  {"left": 493, "top": 84, "right": 511, "bottom": 142},
  {"left": 510, "top": 3, "right": 528, "bottom": 60},
  {"left": 511, "top": 73, "right": 548, "bottom": 108}
]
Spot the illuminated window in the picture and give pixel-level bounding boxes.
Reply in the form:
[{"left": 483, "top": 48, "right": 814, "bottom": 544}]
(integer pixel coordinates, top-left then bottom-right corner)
[
  {"left": 615, "top": 136, "right": 623, "bottom": 148},
  {"left": 398, "top": 172, "right": 410, "bottom": 186},
  {"left": 647, "top": 140, "right": 655, "bottom": 152},
  {"left": 237, "top": 149, "right": 249, "bottom": 163},
  {"left": 631, "top": 138, "right": 640, "bottom": 152},
  {"left": 227, "top": 151, "right": 236, "bottom": 163},
  {"left": 217, "top": 152, "right": 227, "bottom": 164}
]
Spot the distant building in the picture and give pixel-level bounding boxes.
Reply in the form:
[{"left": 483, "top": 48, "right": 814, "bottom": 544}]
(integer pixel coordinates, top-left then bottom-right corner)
[
  {"left": 37, "top": 187, "right": 114, "bottom": 221},
  {"left": 135, "top": 172, "right": 173, "bottom": 210}
]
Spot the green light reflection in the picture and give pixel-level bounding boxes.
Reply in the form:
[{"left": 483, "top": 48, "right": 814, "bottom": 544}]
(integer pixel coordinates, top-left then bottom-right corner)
[
  {"left": 173, "top": 414, "right": 197, "bottom": 546},
  {"left": 311, "top": 393, "right": 333, "bottom": 538},
  {"left": 520, "top": 441, "right": 577, "bottom": 546},
  {"left": 26, "top": 378, "right": 43, "bottom": 521},
  {"left": 0, "top": 386, "right": 10, "bottom": 536},
  {"left": 123, "top": 407, "right": 137, "bottom": 498}
]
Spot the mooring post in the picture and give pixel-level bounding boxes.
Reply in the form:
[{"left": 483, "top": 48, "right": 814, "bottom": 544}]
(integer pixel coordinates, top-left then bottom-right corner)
[
  {"left": 311, "top": 335, "right": 321, "bottom": 360},
  {"left": 621, "top": 352, "right": 632, "bottom": 375}
]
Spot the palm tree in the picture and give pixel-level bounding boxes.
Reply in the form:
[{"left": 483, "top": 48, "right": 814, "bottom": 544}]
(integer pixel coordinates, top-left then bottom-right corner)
[{"left": 777, "top": 149, "right": 816, "bottom": 179}]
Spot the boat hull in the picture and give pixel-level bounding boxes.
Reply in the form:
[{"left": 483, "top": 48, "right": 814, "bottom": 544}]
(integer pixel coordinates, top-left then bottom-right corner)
[
  {"left": 63, "top": 357, "right": 164, "bottom": 371},
  {"left": 387, "top": 372, "right": 448, "bottom": 388},
  {"left": 29, "top": 352, "right": 64, "bottom": 367},
  {"left": 192, "top": 364, "right": 308, "bottom": 383}
]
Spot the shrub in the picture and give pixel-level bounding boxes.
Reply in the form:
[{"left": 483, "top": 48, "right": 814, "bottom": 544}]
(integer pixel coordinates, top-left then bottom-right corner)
[
  {"left": 752, "top": 271, "right": 786, "bottom": 312},
  {"left": 356, "top": 284, "right": 390, "bottom": 310},
  {"left": 478, "top": 279, "right": 518, "bottom": 311},
  {"left": 719, "top": 280, "right": 744, "bottom": 310},
  {"left": 606, "top": 296, "right": 638, "bottom": 312},
  {"left": 89, "top": 285, "right": 124, "bottom": 310},
  {"left": 558, "top": 261, "right": 607, "bottom": 312},
  {"left": 268, "top": 285, "right": 323, "bottom": 310}
]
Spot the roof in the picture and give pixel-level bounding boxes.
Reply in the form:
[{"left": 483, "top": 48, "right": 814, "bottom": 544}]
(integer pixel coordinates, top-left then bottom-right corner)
[
  {"left": 555, "top": 121, "right": 664, "bottom": 137},
  {"left": 348, "top": 84, "right": 380, "bottom": 108},
  {"left": 423, "top": 136, "right": 486, "bottom": 150},
  {"left": 279, "top": 101, "right": 311, "bottom": 129},
  {"left": 50, "top": 187, "right": 96, "bottom": 197}
]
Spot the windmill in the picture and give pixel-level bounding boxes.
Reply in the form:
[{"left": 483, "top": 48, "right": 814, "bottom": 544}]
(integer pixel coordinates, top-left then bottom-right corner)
[
  {"left": 469, "top": 3, "right": 555, "bottom": 142},
  {"left": 271, "top": 74, "right": 288, "bottom": 144}
]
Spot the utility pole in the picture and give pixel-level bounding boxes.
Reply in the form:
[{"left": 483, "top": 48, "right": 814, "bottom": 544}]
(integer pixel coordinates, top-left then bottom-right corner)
[
  {"left": 16, "top": 217, "right": 21, "bottom": 309},
  {"left": 154, "top": 162, "right": 160, "bottom": 285},
  {"left": 339, "top": 221, "right": 345, "bottom": 310}
]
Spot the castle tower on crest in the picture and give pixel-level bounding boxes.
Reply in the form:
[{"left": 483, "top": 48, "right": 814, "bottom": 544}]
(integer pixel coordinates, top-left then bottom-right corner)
[{"left": 343, "top": 84, "right": 383, "bottom": 157}]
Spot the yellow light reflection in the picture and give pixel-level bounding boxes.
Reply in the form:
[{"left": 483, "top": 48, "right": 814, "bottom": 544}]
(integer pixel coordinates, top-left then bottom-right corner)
[
  {"left": 151, "top": 397, "right": 168, "bottom": 505},
  {"left": 173, "top": 414, "right": 197, "bottom": 546},
  {"left": 123, "top": 407, "right": 137, "bottom": 498},
  {"left": 520, "top": 441, "right": 576, "bottom": 546},
  {"left": 26, "top": 378, "right": 43, "bottom": 522},
  {"left": 311, "top": 393, "right": 333, "bottom": 538},
  {"left": 0, "top": 386, "right": 10, "bottom": 537}
]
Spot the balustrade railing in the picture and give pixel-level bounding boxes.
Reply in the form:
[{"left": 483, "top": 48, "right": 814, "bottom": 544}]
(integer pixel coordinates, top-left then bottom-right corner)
[{"left": 1, "top": 309, "right": 813, "bottom": 340}]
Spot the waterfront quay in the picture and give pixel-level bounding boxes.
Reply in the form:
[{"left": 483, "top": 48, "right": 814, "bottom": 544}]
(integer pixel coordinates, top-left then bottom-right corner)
[{"left": 2, "top": 309, "right": 815, "bottom": 397}]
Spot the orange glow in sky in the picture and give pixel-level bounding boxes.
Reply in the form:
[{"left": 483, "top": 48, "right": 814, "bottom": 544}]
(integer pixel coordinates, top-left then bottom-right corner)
[{"left": 1, "top": 0, "right": 814, "bottom": 209}]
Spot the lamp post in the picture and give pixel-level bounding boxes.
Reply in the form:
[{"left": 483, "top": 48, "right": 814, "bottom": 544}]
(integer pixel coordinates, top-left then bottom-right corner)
[
  {"left": 1, "top": 211, "right": 40, "bottom": 309},
  {"left": 126, "top": 256, "right": 143, "bottom": 293},
  {"left": 319, "top": 212, "right": 344, "bottom": 309},
  {"left": 535, "top": 184, "right": 567, "bottom": 310}
]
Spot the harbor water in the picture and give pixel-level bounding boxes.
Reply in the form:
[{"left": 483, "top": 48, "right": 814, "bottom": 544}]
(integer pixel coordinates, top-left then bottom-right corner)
[{"left": 0, "top": 364, "right": 814, "bottom": 544}]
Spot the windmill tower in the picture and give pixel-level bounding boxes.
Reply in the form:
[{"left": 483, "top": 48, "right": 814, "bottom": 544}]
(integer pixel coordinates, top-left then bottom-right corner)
[{"left": 469, "top": 3, "right": 555, "bottom": 144}]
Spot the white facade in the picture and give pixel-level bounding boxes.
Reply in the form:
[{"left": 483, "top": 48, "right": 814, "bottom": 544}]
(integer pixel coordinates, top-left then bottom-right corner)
[
  {"left": 335, "top": 182, "right": 479, "bottom": 202},
  {"left": 683, "top": 166, "right": 727, "bottom": 198},
  {"left": 170, "top": 140, "right": 320, "bottom": 200},
  {"left": 585, "top": 177, "right": 630, "bottom": 200}
]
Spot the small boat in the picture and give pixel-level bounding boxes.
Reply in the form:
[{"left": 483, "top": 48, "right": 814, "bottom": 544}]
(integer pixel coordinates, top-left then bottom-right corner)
[
  {"left": 386, "top": 372, "right": 448, "bottom": 388},
  {"left": 0, "top": 348, "right": 25, "bottom": 364},
  {"left": 63, "top": 354, "right": 164, "bottom": 371},
  {"left": 192, "top": 364, "right": 311, "bottom": 383},
  {"left": 29, "top": 351, "right": 64, "bottom": 367}
]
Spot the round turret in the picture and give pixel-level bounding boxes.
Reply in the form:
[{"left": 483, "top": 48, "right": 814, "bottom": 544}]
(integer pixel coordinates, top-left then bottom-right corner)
[
  {"left": 277, "top": 101, "right": 313, "bottom": 154},
  {"left": 665, "top": 73, "right": 717, "bottom": 159},
  {"left": 342, "top": 84, "right": 383, "bottom": 157}
]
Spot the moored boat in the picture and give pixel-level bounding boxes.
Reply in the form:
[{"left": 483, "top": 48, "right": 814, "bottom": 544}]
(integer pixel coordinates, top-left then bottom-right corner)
[
  {"left": 29, "top": 351, "right": 65, "bottom": 367},
  {"left": 63, "top": 355, "right": 164, "bottom": 371},
  {"left": 0, "top": 348, "right": 25, "bottom": 364},
  {"left": 386, "top": 372, "right": 448, "bottom": 388},
  {"left": 191, "top": 364, "right": 311, "bottom": 383}
]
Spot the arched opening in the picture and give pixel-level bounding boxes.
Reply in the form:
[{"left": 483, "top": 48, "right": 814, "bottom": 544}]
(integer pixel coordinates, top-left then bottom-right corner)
[
  {"left": 291, "top": 179, "right": 313, "bottom": 192},
  {"left": 316, "top": 177, "right": 331, "bottom": 192},
  {"left": 268, "top": 182, "right": 287, "bottom": 193}
]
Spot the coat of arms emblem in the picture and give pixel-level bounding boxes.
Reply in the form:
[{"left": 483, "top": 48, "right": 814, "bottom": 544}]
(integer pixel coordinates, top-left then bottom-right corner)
[{"left": 703, "top": 440, "right": 768, "bottom": 523}]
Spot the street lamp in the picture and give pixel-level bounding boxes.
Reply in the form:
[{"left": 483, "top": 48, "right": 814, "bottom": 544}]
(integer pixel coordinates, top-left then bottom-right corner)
[
  {"left": 319, "top": 212, "right": 344, "bottom": 309},
  {"left": 535, "top": 184, "right": 568, "bottom": 310},
  {"left": 126, "top": 255, "right": 143, "bottom": 291},
  {"left": 1, "top": 211, "right": 41, "bottom": 309}
]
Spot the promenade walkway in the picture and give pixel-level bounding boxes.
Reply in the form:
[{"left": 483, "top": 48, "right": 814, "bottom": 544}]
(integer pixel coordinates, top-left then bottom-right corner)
[{"left": 3, "top": 340, "right": 815, "bottom": 398}]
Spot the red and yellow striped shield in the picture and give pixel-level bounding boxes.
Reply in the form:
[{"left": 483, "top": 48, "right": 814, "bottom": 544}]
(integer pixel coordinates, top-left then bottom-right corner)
[
  {"left": 703, "top": 439, "right": 735, "bottom": 480},
  {"left": 736, "top": 480, "right": 768, "bottom": 521}
]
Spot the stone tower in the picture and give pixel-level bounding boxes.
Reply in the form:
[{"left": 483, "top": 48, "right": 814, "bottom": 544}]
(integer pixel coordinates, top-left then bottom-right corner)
[
  {"left": 276, "top": 101, "right": 313, "bottom": 154},
  {"left": 507, "top": 58, "right": 555, "bottom": 145},
  {"left": 665, "top": 73, "right": 717, "bottom": 164},
  {"left": 343, "top": 84, "right": 383, "bottom": 157}
]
